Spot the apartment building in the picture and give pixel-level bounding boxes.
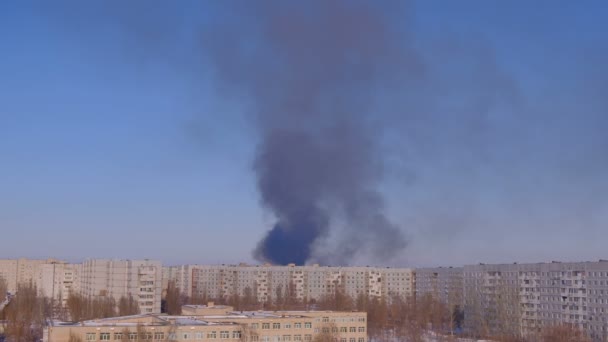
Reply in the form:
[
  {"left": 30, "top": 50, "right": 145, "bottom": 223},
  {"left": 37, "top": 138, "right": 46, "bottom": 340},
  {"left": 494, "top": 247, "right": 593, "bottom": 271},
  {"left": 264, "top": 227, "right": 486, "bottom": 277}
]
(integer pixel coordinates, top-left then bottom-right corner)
[
  {"left": 39, "top": 262, "right": 82, "bottom": 306},
  {"left": 162, "top": 265, "right": 197, "bottom": 298},
  {"left": 81, "top": 259, "right": 162, "bottom": 314},
  {"left": 0, "top": 258, "right": 66, "bottom": 294},
  {"left": 44, "top": 309, "right": 368, "bottom": 342},
  {"left": 185, "top": 264, "right": 414, "bottom": 304},
  {"left": 462, "top": 260, "right": 608, "bottom": 341},
  {"left": 415, "top": 267, "right": 463, "bottom": 306}
]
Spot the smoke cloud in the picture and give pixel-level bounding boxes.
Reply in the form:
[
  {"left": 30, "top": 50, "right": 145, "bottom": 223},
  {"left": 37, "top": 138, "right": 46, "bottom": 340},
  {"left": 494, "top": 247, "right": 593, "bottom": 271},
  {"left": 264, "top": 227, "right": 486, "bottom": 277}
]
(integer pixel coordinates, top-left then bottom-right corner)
[
  {"left": 34, "top": 1, "right": 608, "bottom": 266},
  {"left": 205, "top": 1, "right": 414, "bottom": 265}
]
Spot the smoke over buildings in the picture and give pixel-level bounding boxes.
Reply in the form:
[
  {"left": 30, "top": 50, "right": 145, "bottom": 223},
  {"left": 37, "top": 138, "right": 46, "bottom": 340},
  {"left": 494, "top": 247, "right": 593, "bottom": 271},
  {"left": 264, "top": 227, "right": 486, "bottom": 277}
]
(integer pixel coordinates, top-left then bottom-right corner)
[
  {"left": 32, "top": 1, "right": 608, "bottom": 266},
  {"left": 205, "top": 1, "right": 413, "bottom": 265}
]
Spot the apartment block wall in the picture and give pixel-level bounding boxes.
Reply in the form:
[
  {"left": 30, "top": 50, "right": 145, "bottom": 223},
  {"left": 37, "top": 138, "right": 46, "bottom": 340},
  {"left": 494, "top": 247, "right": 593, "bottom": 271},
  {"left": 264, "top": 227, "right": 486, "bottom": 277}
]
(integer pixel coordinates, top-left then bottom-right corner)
[
  {"left": 462, "top": 261, "right": 608, "bottom": 341},
  {"left": 0, "top": 258, "right": 67, "bottom": 294},
  {"left": 81, "top": 259, "right": 162, "bottom": 314},
  {"left": 39, "top": 263, "right": 82, "bottom": 306},
  {"left": 162, "top": 265, "right": 195, "bottom": 297},
  {"left": 187, "top": 264, "right": 414, "bottom": 304},
  {"left": 415, "top": 267, "right": 463, "bottom": 306}
]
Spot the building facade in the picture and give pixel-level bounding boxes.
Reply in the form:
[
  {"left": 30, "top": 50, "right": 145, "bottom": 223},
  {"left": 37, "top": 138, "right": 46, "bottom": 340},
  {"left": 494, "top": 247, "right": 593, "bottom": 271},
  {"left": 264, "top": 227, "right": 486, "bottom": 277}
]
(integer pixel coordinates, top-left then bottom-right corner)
[
  {"left": 81, "top": 259, "right": 162, "bottom": 314},
  {"left": 0, "top": 258, "right": 65, "bottom": 294},
  {"left": 184, "top": 264, "right": 414, "bottom": 304},
  {"left": 414, "top": 267, "right": 463, "bottom": 306},
  {"left": 463, "top": 260, "right": 608, "bottom": 341},
  {"left": 44, "top": 310, "right": 368, "bottom": 342},
  {"left": 39, "top": 262, "right": 82, "bottom": 306}
]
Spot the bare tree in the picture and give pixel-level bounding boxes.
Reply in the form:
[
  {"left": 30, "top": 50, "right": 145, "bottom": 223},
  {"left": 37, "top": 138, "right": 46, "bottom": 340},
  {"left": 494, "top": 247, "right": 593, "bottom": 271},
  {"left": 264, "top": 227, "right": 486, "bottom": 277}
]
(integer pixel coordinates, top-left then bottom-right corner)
[
  {"left": 118, "top": 295, "right": 140, "bottom": 316},
  {"left": 312, "top": 323, "right": 338, "bottom": 342},
  {"left": 241, "top": 286, "right": 259, "bottom": 311},
  {"left": 3, "top": 282, "right": 47, "bottom": 342},
  {"left": 163, "top": 280, "right": 181, "bottom": 315},
  {"left": 539, "top": 324, "right": 591, "bottom": 342},
  {"left": 68, "top": 330, "right": 84, "bottom": 342},
  {"left": 0, "top": 276, "right": 7, "bottom": 302}
]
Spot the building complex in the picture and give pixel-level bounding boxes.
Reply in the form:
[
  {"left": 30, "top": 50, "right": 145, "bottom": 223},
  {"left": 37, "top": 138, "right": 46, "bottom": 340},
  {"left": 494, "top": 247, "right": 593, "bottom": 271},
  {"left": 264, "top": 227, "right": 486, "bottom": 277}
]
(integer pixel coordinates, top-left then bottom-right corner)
[
  {"left": 6, "top": 257, "right": 608, "bottom": 340},
  {"left": 164, "top": 264, "right": 415, "bottom": 304},
  {"left": 44, "top": 306, "right": 368, "bottom": 342}
]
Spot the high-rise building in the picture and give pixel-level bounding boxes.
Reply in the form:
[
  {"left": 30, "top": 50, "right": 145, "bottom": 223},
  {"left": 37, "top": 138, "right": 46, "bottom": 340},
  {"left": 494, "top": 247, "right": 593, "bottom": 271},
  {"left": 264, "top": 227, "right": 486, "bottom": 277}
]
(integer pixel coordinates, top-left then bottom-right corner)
[
  {"left": 0, "top": 258, "right": 65, "bottom": 294},
  {"left": 38, "top": 262, "right": 82, "bottom": 306},
  {"left": 414, "top": 267, "right": 463, "bottom": 306},
  {"left": 463, "top": 260, "right": 608, "bottom": 341},
  {"left": 81, "top": 259, "right": 162, "bottom": 314},
  {"left": 182, "top": 264, "right": 414, "bottom": 304}
]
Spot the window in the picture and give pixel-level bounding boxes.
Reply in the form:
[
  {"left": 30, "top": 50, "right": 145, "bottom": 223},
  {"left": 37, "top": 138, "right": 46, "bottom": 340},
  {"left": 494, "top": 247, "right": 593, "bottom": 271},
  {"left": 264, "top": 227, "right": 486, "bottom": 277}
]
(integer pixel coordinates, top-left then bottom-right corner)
[
  {"left": 146, "top": 333, "right": 153, "bottom": 340},
  {"left": 86, "top": 333, "right": 97, "bottom": 341},
  {"left": 304, "top": 335, "right": 312, "bottom": 342},
  {"left": 168, "top": 333, "right": 177, "bottom": 340},
  {"left": 100, "top": 333, "right": 111, "bottom": 341},
  {"left": 294, "top": 335, "right": 302, "bottom": 341},
  {"left": 129, "top": 333, "right": 138, "bottom": 341},
  {"left": 114, "top": 333, "right": 123, "bottom": 341},
  {"left": 349, "top": 327, "right": 356, "bottom": 333},
  {"left": 304, "top": 323, "right": 312, "bottom": 329},
  {"left": 322, "top": 328, "right": 329, "bottom": 334},
  {"left": 340, "top": 327, "right": 347, "bottom": 333},
  {"left": 294, "top": 323, "right": 302, "bottom": 329},
  {"left": 232, "top": 331, "right": 241, "bottom": 339},
  {"left": 182, "top": 333, "right": 190, "bottom": 340},
  {"left": 322, "top": 317, "right": 329, "bottom": 323},
  {"left": 358, "top": 327, "right": 365, "bottom": 333},
  {"left": 284, "top": 324, "right": 291, "bottom": 329},
  {"left": 283, "top": 335, "right": 291, "bottom": 341},
  {"left": 273, "top": 323, "right": 281, "bottom": 329},
  {"left": 262, "top": 323, "right": 270, "bottom": 330},
  {"left": 207, "top": 332, "right": 217, "bottom": 339},
  {"left": 341, "top": 339, "right": 346, "bottom": 342},
  {"left": 251, "top": 336, "right": 259, "bottom": 342},
  {"left": 350, "top": 339, "right": 355, "bottom": 342},
  {"left": 155, "top": 332, "right": 165, "bottom": 340},
  {"left": 251, "top": 323, "right": 259, "bottom": 329}
]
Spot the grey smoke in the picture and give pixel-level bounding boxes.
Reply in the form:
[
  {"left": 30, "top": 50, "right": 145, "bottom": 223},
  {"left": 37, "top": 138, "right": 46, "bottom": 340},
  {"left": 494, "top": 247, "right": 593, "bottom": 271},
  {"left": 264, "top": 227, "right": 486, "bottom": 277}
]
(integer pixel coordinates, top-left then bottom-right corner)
[{"left": 204, "top": 1, "right": 416, "bottom": 265}]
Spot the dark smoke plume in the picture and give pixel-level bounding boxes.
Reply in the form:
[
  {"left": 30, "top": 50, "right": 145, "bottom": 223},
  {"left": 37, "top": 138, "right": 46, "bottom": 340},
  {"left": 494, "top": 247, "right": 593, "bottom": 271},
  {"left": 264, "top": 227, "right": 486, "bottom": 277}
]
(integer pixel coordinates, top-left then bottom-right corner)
[{"left": 206, "top": 1, "right": 413, "bottom": 265}]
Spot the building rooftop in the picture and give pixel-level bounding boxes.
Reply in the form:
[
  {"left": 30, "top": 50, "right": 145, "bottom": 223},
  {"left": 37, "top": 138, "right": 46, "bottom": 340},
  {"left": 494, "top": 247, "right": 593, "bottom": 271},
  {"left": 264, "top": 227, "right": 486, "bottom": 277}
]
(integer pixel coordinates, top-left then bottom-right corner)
[{"left": 50, "top": 310, "right": 366, "bottom": 328}]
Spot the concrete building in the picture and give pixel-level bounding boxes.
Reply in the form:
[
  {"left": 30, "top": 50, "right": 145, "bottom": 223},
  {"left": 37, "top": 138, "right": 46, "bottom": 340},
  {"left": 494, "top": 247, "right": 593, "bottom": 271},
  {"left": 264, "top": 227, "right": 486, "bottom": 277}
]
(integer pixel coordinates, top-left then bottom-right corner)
[
  {"left": 0, "top": 258, "right": 67, "bottom": 294},
  {"left": 184, "top": 264, "right": 414, "bottom": 304},
  {"left": 81, "top": 259, "right": 162, "bottom": 314},
  {"left": 39, "top": 262, "right": 82, "bottom": 306},
  {"left": 463, "top": 260, "right": 608, "bottom": 341},
  {"left": 44, "top": 309, "right": 368, "bottom": 342},
  {"left": 415, "top": 267, "right": 463, "bottom": 306},
  {"left": 162, "top": 265, "right": 197, "bottom": 298}
]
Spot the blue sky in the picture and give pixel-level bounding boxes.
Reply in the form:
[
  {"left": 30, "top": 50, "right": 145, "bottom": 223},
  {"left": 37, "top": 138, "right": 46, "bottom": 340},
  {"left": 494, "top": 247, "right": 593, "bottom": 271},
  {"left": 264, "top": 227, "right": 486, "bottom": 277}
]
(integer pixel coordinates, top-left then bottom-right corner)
[{"left": 1, "top": 1, "right": 607, "bottom": 266}]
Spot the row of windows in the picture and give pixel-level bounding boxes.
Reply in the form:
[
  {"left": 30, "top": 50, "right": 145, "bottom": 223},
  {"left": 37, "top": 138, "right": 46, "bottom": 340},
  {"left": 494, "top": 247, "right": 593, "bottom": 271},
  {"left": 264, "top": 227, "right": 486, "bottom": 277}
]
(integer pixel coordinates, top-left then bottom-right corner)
[
  {"left": 254, "top": 337, "right": 365, "bottom": 342},
  {"left": 253, "top": 322, "right": 312, "bottom": 329},
  {"left": 85, "top": 331, "right": 242, "bottom": 341}
]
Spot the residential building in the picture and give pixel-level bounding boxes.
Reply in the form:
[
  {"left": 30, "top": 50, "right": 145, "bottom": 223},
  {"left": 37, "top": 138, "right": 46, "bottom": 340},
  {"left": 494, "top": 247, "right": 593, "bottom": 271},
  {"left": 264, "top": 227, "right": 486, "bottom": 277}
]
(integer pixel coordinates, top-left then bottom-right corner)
[
  {"left": 415, "top": 267, "right": 463, "bottom": 306},
  {"left": 185, "top": 264, "right": 414, "bottom": 304},
  {"left": 463, "top": 260, "right": 608, "bottom": 341},
  {"left": 81, "top": 259, "right": 162, "bottom": 314},
  {"left": 39, "top": 262, "right": 82, "bottom": 306},
  {"left": 0, "top": 258, "right": 66, "bottom": 294}
]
